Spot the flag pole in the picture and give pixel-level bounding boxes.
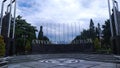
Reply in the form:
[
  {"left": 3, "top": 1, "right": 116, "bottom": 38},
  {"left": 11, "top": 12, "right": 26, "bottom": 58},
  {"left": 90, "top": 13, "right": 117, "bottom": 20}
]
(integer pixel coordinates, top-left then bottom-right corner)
[
  {"left": 0, "top": 0, "right": 7, "bottom": 35},
  {"left": 8, "top": 0, "right": 13, "bottom": 37},
  {"left": 108, "top": 0, "right": 114, "bottom": 37},
  {"left": 112, "top": 0, "right": 118, "bottom": 36},
  {"left": 12, "top": 0, "right": 16, "bottom": 39}
]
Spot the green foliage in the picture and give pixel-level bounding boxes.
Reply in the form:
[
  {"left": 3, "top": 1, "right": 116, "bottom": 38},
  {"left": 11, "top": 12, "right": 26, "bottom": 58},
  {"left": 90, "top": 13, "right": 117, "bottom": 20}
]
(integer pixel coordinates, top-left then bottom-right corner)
[
  {"left": 25, "top": 40, "right": 31, "bottom": 52},
  {"left": 80, "top": 19, "right": 96, "bottom": 40},
  {"left": 81, "top": 29, "right": 90, "bottom": 39},
  {"left": 102, "top": 20, "right": 111, "bottom": 48},
  {"left": 72, "top": 19, "right": 97, "bottom": 42},
  {"left": 15, "top": 15, "right": 37, "bottom": 54},
  {"left": 93, "top": 38, "right": 101, "bottom": 51},
  {"left": 89, "top": 19, "right": 96, "bottom": 40},
  {"left": 15, "top": 15, "right": 37, "bottom": 40},
  {"left": 0, "top": 36, "right": 5, "bottom": 57},
  {"left": 90, "top": 19, "right": 95, "bottom": 30}
]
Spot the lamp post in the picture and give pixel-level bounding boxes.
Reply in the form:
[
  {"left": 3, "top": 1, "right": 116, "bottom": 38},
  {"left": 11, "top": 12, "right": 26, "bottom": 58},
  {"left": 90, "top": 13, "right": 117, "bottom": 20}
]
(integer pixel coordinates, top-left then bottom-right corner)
[{"left": 0, "top": 0, "right": 7, "bottom": 35}]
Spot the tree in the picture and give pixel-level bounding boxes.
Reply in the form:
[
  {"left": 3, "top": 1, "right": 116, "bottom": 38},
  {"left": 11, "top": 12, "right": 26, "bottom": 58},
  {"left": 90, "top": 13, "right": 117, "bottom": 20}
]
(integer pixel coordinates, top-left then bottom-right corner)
[
  {"left": 96, "top": 23, "right": 102, "bottom": 39},
  {"left": 90, "top": 19, "right": 95, "bottom": 30},
  {"left": 81, "top": 29, "right": 90, "bottom": 39},
  {"left": 71, "top": 19, "right": 97, "bottom": 44},
  {"left": 0, "top": 36, "right": 5, "bottom": 57},
  {"left": 89, "top": 19, "right": 96, "bottom": 40},
  {"left": 15, "top": 15, "right": 37, "bottom": 54},
  {"left": 15, "top": 15, "right": 37, "bottom": 41},
  {"left": 102, "top": 20, "right": 111, "bottom": 48}
]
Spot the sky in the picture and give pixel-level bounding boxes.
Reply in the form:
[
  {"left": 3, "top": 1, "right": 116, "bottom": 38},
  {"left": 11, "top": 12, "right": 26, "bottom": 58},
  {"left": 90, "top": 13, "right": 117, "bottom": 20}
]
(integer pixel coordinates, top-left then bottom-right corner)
[{"left": 0, "top": 0, "right": 120, "bottom": 44}]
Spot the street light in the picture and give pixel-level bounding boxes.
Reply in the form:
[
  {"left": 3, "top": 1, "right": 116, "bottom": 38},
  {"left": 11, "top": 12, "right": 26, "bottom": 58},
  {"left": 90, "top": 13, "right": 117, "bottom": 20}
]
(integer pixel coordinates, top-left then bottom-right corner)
[{"left": 0, "top": 0, "right": 7, "bottom": 35}]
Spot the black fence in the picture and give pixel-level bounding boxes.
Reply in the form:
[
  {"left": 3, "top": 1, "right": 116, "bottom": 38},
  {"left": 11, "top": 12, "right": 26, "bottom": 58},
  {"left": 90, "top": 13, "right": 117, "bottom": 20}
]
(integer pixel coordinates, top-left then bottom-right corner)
[{"left": 32, "top": 43, "right": 94, "bottom": 54}]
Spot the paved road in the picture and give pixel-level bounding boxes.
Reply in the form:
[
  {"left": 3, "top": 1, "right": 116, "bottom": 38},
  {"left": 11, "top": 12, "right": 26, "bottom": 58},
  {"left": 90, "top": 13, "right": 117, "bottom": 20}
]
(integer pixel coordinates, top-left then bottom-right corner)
[{"left": 5, "top": 54, "right": 120, "bottom": 68}]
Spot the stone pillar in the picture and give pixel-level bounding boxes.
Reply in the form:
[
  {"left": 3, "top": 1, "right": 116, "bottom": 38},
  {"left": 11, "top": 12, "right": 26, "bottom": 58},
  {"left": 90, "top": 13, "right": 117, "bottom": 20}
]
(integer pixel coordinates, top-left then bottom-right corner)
[
  {"left": 110, "top": 1, "right": 120, "bottom": 55},
  {"left": 1, "top": 13, "right": 15, "bottom": 56},
  {"left": 111, "top": 36, "right": 120, "bottom": 55},
  {"left": 1, "top": 13, "right": 10, "bottom": 56}
]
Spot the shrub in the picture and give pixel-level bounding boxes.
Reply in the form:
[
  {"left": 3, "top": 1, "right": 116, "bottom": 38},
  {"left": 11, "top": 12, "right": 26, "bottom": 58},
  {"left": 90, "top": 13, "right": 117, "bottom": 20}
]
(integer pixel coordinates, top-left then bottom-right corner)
[
  {"left": 93, "top": 38, "right": 101, "bottom": 51},
  {"left": 0, "top": 36, "right": 5, "bottom": 57},
  {"left": 25, "top": 40, "right": 31, "bottom": 53}
]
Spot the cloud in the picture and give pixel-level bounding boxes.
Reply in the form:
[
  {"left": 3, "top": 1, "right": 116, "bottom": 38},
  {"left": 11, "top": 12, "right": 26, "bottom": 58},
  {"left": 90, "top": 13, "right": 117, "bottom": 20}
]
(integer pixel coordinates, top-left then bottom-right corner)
[{"left": 1, "top": 0, "right": 120, "bottom": 43}]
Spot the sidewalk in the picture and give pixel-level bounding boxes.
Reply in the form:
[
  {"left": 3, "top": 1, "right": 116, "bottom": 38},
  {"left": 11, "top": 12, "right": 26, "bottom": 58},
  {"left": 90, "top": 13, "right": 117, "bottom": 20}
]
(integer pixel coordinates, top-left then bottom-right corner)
[{"left": 6, "top": 54, "right": 120, "bottom": 68}]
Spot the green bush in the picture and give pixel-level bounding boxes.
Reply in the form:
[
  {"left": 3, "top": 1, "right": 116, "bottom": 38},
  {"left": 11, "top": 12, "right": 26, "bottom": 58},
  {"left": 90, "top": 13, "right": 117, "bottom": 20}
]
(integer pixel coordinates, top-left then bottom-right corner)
[
  {"left": 25, "top": 40, "right": 31, "bottom": 53},
  {"left": 93, "top": 38, "right": 101, "bottom": 51},
  {"left": 0, "top": 36, "right": 5, "bottom": 57}
]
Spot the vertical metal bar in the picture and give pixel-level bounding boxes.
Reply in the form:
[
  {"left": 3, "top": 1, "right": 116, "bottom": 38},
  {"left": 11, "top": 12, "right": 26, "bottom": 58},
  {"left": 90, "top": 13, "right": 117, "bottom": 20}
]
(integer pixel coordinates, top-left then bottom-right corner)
[
  {"left": 52, "top": 23, "right": 54, "bottom": 44},
  {"left": 63, "top": 23, "right": 64, "bottom": 44},
  {"left": 8, "top": 0, "right": 13, "bottom": 37},
  {"left": 112, "top": 0, "right": 118, "bottom": 36},
  {"left": 54, "top": 23, "right": 56, "bottom": 44},
  {"left": 57, "top": 23, "right": 58, "bottom": 44},
  {"left": 116, "top": 2, "right": 119, "bottom": 11},
  {"left": 54, "top": 23, "right": 55, "bottom": 44},
  {"left": 115, "top": 1, "right": 119, "bottom": 11},
  {"left": 12, "top": 0, "right": 16, "bottom": 39},
  {"left": 64, "top": 23, "right": 65, "bottom": 44},
  {"left": 75, "top": 22, "right": 76, "bottom": 44},
  {"left": 53, "top": 23, "right": 54, "bottom": 44},
  {"left": 0, "top": 2, "right": 4, "bottom": 35},
  {"left": 68, "top": 23, "right": 70, "bottom": 44},
  {"left": 108, "top": 0, "right": 113, "bottom": 37},
  {"left": 46, "top": 23, "right": 48, "bottom": 44},
  {"left": 59, "top": 23, "right": 61, "bottom": 44},
  {"left": 71, "top": 23, "right": 72, "bottom": 44},
  {"left": 64, "top": 23, "right": 66, "bottom": 44},
  {"left": 51, "top": 23, "right": 53, "bottom": 44},
  {"left": 7, "top": 4, "right": 10, "bottom": 13},
  {"left": 79, "top": 22, "right": 81, "bottom": 35},
  {"left": 79, "top": 22, "right": 81, "bottom": 44},
  {"left": 58, "top": 23, "right": 60, "bottom": 44},
  {"left": 67, "top": 24, "right": 69, "bottom": 44},
  {"left": 72, "top": 23, "right": 74, "bottom": 44},
  {"left": 7, "top": 5, "right": 9, "bottom": 13},
  {"left": 62, "top": 23, "right": 63, "bottom": 44},
  {"left": 55, "top": 23, "right": 56, "bottom": 44}
]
